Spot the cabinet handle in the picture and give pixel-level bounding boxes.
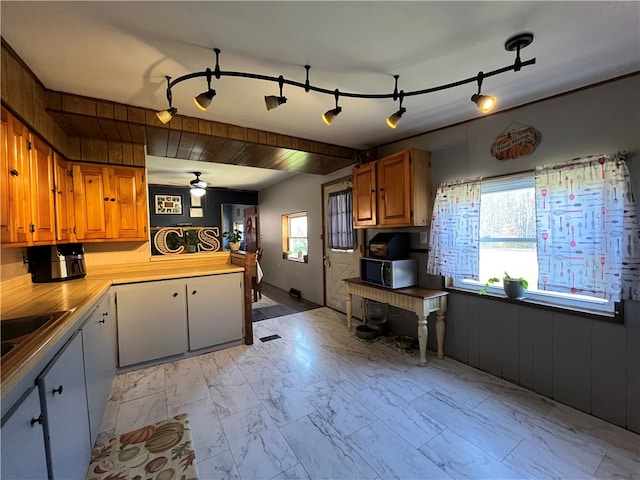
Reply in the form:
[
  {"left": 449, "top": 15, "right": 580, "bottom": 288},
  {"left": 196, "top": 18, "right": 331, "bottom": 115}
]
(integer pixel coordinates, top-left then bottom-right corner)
[
  {"left": 10, "top": 169, "right": 18, "bottom": 177},
  {"left": 30, "top": 415, "right": 43, "bottom": 426},
  {"left": 104, "top": 197, "right": 109, "bottom": 201},
  {"left": 192, "top": 290, "right": 197, "bottom": 295},
  {"left": 173, "top": 292, "right": 179, "bottom": 297},
  {"left": 110, "top": 198, "right": 116, "bottom": 202},
  {"left": 99, "top": 318, "right": 106, "bottom": 324},
  {"left": 52, "top": 385, "right": 63, "bottom": 395}
]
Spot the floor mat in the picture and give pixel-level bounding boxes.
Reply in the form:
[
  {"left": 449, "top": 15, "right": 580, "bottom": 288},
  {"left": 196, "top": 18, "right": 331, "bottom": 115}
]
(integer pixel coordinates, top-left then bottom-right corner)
[
  {"left": 86, "top": 413, "right": 199, "bottom": 479},
  {"left": 252, "top": 294, "right": 278, "bottom": 309}
]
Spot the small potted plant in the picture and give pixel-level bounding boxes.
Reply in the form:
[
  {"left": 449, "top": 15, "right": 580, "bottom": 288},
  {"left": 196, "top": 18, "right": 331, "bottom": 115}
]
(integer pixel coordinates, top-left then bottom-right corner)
[
  {"left": 479, "top": 272, "right": 528, "bottom": 299},
  {"left": 223, "top": 229, "right": 242, "bottom": 252}
]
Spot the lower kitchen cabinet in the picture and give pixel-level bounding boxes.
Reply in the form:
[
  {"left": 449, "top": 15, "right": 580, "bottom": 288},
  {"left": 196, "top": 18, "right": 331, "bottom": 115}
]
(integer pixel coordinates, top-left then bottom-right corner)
[
  {"left": 187, "top": 273, "right": 244, "bottom": 351},
  {"left": 1, "top": 385, "right": 48, "bottom": 480},
  {"left": 115, "top": 279, "right": 188, "bottom": 367},
  {"left": 38, "top": 331, "right": 91, "bottom": 480},
  {"left": 81, "top": 291, "right": 117, "bottom": 445}
]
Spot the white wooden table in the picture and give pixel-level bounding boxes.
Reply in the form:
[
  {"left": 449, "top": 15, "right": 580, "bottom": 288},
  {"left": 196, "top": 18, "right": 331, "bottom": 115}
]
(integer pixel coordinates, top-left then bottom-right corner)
[{"left": 343, "top": 278, "right": 448, "bottom": 366}]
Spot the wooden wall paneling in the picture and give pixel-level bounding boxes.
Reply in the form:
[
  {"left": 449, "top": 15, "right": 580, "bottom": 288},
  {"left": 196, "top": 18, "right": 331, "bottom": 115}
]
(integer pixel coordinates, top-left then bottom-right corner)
[
  {"left": 80, "top": 138, "right": 109, "bottom": 163},
  {"left": 552, "top": 312, "right": 592, "bottom": 413},
  {"left": 211, "top": 122, "right": 227, "bottom": 138},
  {"left": 128, "top": 124, "right": 146, "bottom": 144},
  {"left": 180, "top": 117, "right": 199, "bottom": 134},
  {"left": 126, "top": 106, "right": 145, "bottom": 124},
  {"left": 478, "top": 299, "right": 502, "bottom": 377},
  {"left": 96, "top": 101, "right": 115, "bottom": 119},
  {"left": 518, "top": 305, "right": 535, "bottom": 390},
  {"left": 466, "top": 295, "right": 481, "bottom": 368},
  {"left": 175, "top": 132, "right": 198, "bottom": 160},
  {"left": 227, "top": 125, "right": 248, "bottom": 141},
  {"left": 98, "top": 119, "right": 122, "bottom": 141},
  {"left": 199, "top": 136, "right": 226, "bottom": 161},
  {"left": 501, "top": 303, "right": 520, "bottom": 384},
  {"left": 625, "top": 301, "right": 640, "bottom": 432},
  {"left": 444, "top": 293, "right": 469, "bottom": 363},
  {"left": 276, "top": 134, "right": 291, "bottom": 149},
  {"left": 145, "top": 126, "right": 169, "bottom": 157},
  {"left": 253, "top": 147, "right": 292, "bottom": 170},
  {"left": 246, "top": 129, "right": 259, "bottom": 143},
  {"left": 3, "top": 51, "right": 25, "bottom": 116},
  {"left": 108, "top": 143, "right": 124, "bottom": 165},
  {"left": 115, "top": 121, "right": 133, "bottom": 142},
  {"left": 132, "top": 145, "right": 145, "bottom": 167},
  {"left": 198, "top": 120, "right": 212, "bottom": 136},
  {"left": 66, "top": 137, "right": 82, "bottom": 160},
  {"left": 289, "top": 137, "right": 300, "bottom": 151},
  {"left": 532, "top": 309, "right": 553, "bottom": 398},
  {"left": 46, "top": 112, "right": 77, "bottom": 136},
  {"left": 122, "top": 144, "right": 134, "bottom": 166},
  {"left": 67, "top": 114, "right": 106, "bottom": 139},
  {"left": 188, "top": 135, "right": 209, "bottom": 161},
  {"left": 265, "top": 132, "right": 279, "bottom": 147},
  {"left": 1, "top": 45, "right": 10, "bottom": 104},
  {"left": 212, "top": 139, "right": 245, "bottom": 164},
  {"left": 264, "top": 148, "right": 299, "bottom": 170},
  {"left": 61, "top": 94, "right": 96, "bottom": 116},
  {"left": 114, "top": 105, "right": 128, "bottom": 122},
  {"left": 591, "top": 321, "right": 627, "bottom": 426},
  {"left": 231, "top": 144, "right": 273, "bottom": 167},
  {"left": 166, "top": 130, "right": 182, "bottom": 158}
]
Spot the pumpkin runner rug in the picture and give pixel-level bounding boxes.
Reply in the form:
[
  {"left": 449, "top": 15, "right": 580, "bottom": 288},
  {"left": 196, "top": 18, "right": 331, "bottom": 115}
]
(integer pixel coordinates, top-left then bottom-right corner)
[{"left": 86, "top": 413, "right": 199, "bottom": 480}]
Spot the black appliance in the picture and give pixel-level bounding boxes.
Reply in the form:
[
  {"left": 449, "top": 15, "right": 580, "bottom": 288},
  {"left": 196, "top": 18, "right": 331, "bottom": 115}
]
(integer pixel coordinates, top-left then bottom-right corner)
[
  {"left": 368, "top": 232, "right": 410, "bottom": 260},
  {"left": 28, "top": 243, "right": 87, "bottom": 283}
]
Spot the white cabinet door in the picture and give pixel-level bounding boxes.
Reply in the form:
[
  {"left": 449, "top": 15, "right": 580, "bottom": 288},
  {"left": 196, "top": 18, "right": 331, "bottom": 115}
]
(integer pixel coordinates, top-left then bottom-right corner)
[
  {"left": 38, "top": 331, "right": 91, "bottom": 480},
  {"left": 116, "top": 279, "right": 188, "bottom": 367},
  {"left": 187, "top": 273, "right": 244, "bottom": 351},
  {"left": 1, "top": 386, "right": 48, "bottom": 479},
  {"left": 82, "top": 291, "right": 117, "bottom": 444}
]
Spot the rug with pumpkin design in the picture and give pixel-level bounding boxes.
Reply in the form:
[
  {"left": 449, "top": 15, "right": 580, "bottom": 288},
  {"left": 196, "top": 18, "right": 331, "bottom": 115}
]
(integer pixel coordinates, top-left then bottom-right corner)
[{"left": 86, "top": 413, "right": 199, "bottom": 480}]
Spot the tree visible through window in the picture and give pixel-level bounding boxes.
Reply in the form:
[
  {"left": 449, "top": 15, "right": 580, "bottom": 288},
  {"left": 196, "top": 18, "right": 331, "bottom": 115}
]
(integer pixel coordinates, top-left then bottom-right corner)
[{"left": 282, "top": 212, "right": 308, "bottom": 261}]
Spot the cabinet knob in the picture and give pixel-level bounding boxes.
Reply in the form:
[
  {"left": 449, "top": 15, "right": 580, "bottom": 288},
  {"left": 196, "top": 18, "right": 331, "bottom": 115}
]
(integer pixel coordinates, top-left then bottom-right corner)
[
  {"left": 30, "top": 414, "right": 43, "bottom": 426},
  {"left": 99, "top": 318, "right": 106, "bottom": 324},
  {"left": 110, "top": 198, "right": 116, "bottom": 202},
  {"left": 173, "top": 292, "right": 179, "bottom": 297},
  {"left": 192, "top": 290, "right": 197, "bottom": 295},
  {"left": 104, "top": 197, "right": 109, "bottom": 201},
  {"left": 52, "top": 385, "right": 63, "bottom": 395},
  {"left": 10, "top": 169, "right": 18, "bottom": 177}
]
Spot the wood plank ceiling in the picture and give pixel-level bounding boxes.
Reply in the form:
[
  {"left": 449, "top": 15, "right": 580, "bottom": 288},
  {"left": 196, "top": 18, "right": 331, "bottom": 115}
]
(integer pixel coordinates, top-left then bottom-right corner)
[{"left": 45, "top": 91, "right": 357, "bottom": 176}]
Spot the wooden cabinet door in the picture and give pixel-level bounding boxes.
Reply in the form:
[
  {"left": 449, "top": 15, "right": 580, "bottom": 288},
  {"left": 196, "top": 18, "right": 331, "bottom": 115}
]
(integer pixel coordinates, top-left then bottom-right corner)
[
  {"left": 72, "top": 163, "right": 111, "bottom": 239},
  {"left": 3, "top": 111, "right": 30, "bottom": 244},
  {"left": 110, "top": 166, "right": 147, "bottom": 239},
  {"left": 28, "top": 135, "right": 56, "bottom": 243},
  {"left": 378, "top": 151, "right": 412, "bottom": 226},
  {"left": 353, "top": 162, "right": 377, "bottom": 227},
  {"left": 0, "top": 386, "right": 48, "bottom": 479},
  {"left": 187, "top": 273, "right": 244, "bottom": 351},
  {"left": 81, "top": 292, "right": 116, "bottom": 444},
  {"left": 115, "top": 280, "right": 188, "bottom": 367},
  {"left": 53, "top": 153, "right": 74, "bottom": 242},
  {"left": 37, "top": 332, "right": 91, "bottom": 480},
  {"left": 0, "top": 108, "right": 11, "bottom": 244}
]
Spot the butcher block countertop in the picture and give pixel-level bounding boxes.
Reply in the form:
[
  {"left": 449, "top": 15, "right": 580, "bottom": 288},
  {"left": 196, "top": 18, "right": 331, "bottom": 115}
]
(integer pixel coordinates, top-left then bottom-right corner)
[{"left": 1, "top": 253, "right": 242, "bottom": 404}]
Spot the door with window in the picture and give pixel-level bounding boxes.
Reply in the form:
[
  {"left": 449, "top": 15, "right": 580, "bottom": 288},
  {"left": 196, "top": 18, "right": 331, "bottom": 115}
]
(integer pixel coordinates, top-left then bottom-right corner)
[{"left": 322, "top": 178, "right": 362, "bottom": 318}]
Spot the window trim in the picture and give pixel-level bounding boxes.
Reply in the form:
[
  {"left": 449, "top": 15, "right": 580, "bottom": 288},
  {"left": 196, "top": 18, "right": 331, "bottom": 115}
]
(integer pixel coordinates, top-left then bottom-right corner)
[{"left": 281, "top": 211, "right": 308, "bottom": 262}]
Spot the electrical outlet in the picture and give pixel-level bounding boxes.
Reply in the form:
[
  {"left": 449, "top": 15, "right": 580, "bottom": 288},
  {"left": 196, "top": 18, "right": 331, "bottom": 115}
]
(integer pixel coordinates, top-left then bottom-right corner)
[{"left": 420, "top": 231, "right": 428, "bottom": 244}]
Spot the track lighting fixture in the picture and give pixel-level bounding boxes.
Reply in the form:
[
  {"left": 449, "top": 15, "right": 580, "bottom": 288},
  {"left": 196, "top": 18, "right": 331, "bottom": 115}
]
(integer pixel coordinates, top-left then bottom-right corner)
[
  {"left": 265, "top": 75, "right": 288, "bottom": 111},
  {"left": 194, "top": 68, "right": 216, "bottom": 111},
  {"left": 386, "top": 76, "right": 406, "bottom": 129},
  {"left": 189, "top": 172, "right": 207, "bottom": 197},
  {"left": 470, "top": 71, "right": 497, "bottom": 114},
  {"left": 322, "top": 89, "right": 342, "bottom": 125},
  {"left": 156, "top": 33, "right": 535, "bottom": 126}
]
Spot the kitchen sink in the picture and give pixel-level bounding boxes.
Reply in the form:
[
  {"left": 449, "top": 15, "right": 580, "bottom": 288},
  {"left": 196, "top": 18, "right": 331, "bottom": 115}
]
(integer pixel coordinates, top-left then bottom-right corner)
[{"left": 1, "top": 311, "right": 70, "bottom": 357}]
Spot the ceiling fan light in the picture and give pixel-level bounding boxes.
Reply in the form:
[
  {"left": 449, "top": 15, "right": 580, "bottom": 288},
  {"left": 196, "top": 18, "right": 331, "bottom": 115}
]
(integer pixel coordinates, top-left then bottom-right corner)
[
  {"left": 190, "top": 186, "right": 207, "bottom": 197},
  {"left": 189, "top": 172, "right": 207, "bottom": 196},
  {"left": 264, "top": 95, "right": 287, "bottom": 111},
  {"left": 386, "top": 107, "right": 406, "bottom": 129},
  {"left": 322, "top": 106, "right": 342, "bottom": 126},
  {"left": 194, "top": 89, "right": 216, "bottom": 111},
  {"left": 471, "top": 93, "right": 497, "bottom": 114},
  {"left": 156, "top": 107, "right": 177, "bottom": 124}
]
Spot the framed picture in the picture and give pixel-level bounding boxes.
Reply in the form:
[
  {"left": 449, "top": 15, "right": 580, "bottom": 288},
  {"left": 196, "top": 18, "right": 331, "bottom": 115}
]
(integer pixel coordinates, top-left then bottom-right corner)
[
  {"left": 155, "top": 195, "right": 183, "bottom": 215},
  {"left": 190, "top": 193, "right": 202, "bottom": 207}
]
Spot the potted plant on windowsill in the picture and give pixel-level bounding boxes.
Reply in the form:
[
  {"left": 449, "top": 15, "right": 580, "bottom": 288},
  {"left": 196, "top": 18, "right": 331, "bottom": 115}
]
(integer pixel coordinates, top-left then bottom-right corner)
[
  {"left": 223, "top": 229, "right": 242, "bottom": 252},
  {"left": 479, "top": 272, "right": 529, "bottom": 299}
]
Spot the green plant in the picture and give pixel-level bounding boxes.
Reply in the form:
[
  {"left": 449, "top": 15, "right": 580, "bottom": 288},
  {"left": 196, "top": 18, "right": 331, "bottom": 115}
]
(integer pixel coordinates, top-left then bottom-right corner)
[
  {"left": 184, "top": 229, "right": 199, "bottom": 246},
  {"left": 478, "top": 272, "right": 528, "bottom": 295},
  {"left": 223, "top": 228, "right": 242, "bottom": 243}
]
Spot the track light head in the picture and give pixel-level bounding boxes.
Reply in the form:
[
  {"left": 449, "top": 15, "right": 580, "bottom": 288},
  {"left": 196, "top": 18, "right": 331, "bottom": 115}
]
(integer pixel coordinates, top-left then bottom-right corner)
[
  {"left": 322, "top": 106, "right": 342, "bottom": 126},
  {"left": 156, "top": 107, "right": 178, "bottom": 124},
  {"left": 264, "top": 95, "right": 288, "bottom": 111},
  {"left": 386, "top": 107, "right": 406, "bottom": 129},
  {"left": 470, "top": 93, "right": 497, "bottom": 113},
  {"left": 194, "top": 89, "right": 216, "bottom": 111},
  {"left": 189, "top": 171, "right": 207, "bottom": 197}
]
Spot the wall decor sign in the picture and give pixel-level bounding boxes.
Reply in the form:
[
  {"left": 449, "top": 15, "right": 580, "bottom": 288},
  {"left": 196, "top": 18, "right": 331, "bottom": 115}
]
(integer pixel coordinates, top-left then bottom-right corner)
[
  {"left": 150, "top": 226, "right": 221, "bottom": 256},
  {"left": 155, "top": 195, "right": 182, "bottom": 214},
  {"left": 491, "top": 123, "right": 541, "bottom": 160}
]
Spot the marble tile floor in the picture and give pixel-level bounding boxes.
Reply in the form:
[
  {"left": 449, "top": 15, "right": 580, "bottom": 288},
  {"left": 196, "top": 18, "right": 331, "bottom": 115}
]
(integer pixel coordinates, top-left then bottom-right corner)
[{"left": 98, "top": 307, "right": 640, "bottom": 480}]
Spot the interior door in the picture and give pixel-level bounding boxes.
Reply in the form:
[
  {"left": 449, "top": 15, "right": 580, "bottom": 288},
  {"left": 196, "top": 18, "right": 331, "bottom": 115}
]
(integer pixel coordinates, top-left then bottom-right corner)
[
  {"left": 322, "top": 177, "right": 363, "bottom": 319},
  {"left": 244, "top": 206, "right": 258, "bottom": 252}
]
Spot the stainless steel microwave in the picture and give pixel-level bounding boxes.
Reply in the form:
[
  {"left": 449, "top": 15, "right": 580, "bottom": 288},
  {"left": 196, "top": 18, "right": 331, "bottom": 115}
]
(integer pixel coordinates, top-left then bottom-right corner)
[{"left": 360, "top": 258, "right": 417, "bottom": 289}]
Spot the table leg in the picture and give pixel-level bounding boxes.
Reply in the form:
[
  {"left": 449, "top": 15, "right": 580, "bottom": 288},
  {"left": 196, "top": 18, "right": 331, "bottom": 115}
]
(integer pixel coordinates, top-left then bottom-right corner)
[
  {"left": 346, "top": 292, "right": 353, "bottom": 331},
  {"left": 417, "top": 315, "right": 429, "bottom": 367},
  {"left": 435, "top": 311, "right": 445, "bottom": 359}
]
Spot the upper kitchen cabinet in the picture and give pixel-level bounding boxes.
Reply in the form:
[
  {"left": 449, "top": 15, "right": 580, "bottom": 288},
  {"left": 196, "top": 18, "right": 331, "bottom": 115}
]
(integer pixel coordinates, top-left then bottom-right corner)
[
  {"left": 72, "top": 162, "right": 148, "bottom": 242},
  {"left": 53, "top": 153, "right": 74, "bottom": 243},
  {"left": 1, "top": 107, "right": 59, "bottom": 246},
  {"left": 353, "top": 148, "right": 432, "bottom": 228}
]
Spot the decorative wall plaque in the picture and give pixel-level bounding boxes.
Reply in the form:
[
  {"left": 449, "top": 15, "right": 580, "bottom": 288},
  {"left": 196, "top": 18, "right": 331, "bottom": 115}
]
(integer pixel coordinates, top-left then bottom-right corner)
[
  {"left": 491, "top": 123, "right": 541, "bottom": 160},
  {"left": 155, "top": 195, "right": 183, "bottom": 214}
]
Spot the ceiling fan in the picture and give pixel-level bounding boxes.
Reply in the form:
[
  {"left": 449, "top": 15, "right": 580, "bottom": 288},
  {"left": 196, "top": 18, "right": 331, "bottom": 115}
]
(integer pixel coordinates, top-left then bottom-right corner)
[{"left": 189, "top": 172, "right": 207, "bottom": 197}]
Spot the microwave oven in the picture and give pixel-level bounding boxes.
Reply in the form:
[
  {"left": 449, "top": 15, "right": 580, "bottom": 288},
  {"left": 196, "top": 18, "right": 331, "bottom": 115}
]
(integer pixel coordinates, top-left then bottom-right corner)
[{"left": 360, "top": 258, "right": 417, "bottom": 289}]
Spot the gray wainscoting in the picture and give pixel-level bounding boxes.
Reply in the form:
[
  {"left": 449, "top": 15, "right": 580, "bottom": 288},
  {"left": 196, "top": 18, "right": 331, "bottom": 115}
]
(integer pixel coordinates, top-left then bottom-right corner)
[{"left": 442, "top": 293, "right": 640, "bottom": 433}]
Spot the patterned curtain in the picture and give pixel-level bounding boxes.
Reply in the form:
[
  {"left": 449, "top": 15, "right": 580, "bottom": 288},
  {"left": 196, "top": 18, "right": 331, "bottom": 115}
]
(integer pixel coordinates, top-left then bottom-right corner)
[
  {"left": 535, "top": 153, "right": 640, "bottom": 301},
  {"left": 328, "top": 189, "right": 354, "bottom": 250},
  {"left": 427, "top": 180, "right": 481, "bottom": 279}
]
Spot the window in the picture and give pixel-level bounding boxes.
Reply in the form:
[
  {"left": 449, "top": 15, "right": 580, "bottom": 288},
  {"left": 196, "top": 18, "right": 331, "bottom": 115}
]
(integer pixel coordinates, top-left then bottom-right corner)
[
  {"left": 282, "top": 212, "right": 308, "bottom": 262},
  {"left": 453, "top": 173, "right": 615, "bottom": 315},
  {"left": 327, "top": 189, "right": 354, "bottom": 251}
]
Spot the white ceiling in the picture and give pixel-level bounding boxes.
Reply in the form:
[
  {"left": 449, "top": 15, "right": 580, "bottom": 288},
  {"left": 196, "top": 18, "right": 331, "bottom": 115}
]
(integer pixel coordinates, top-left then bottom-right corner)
[{"left": 1, "top": 1, "right": 639, "bottom": 189}]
